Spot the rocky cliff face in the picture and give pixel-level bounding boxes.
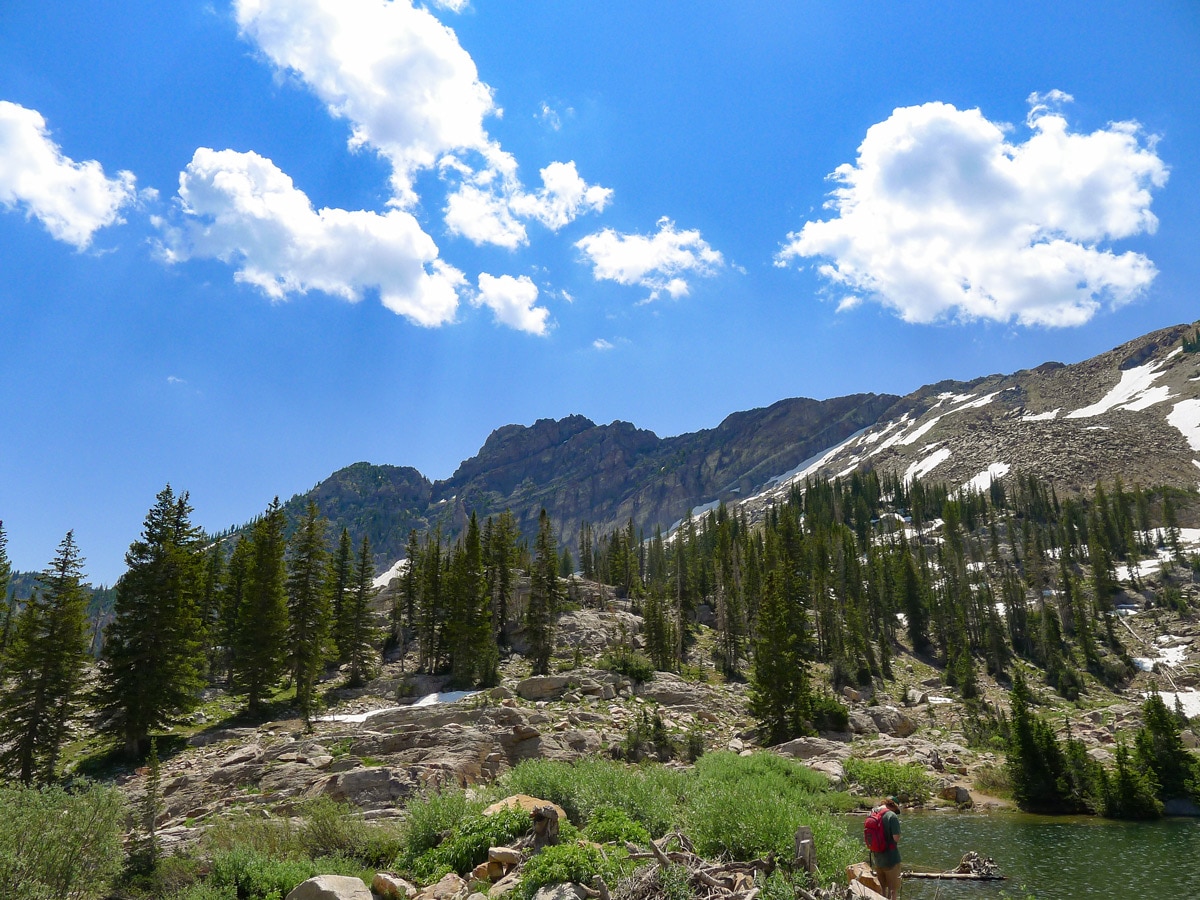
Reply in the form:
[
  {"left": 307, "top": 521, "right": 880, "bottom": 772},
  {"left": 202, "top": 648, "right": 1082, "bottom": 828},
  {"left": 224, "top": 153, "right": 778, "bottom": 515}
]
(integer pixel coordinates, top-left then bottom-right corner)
[{"left": 285, "top": 394, "right": 897, "bottom": 567}]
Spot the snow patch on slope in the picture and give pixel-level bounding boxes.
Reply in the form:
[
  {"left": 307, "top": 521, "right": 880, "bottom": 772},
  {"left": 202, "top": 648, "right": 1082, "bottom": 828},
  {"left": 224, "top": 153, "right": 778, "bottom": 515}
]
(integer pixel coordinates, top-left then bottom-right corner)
[
  {"left": 1166, "top": 399, "right": 1200, "bottom": 452},
  {"left": 1022, "top": 408, "right": 1060, "bottom": 422},
  {"left": 373, "top": 557, "right": 409, "bottom": 590},
  {"left": 904, "top": 447, "right": 951, "bottom": 483},
  {"left": 962, "top": 463, "right": 1010, "bottom": 493},
  {"left": 1066, "top": 358, "right": 1174, "bottom": 418}
]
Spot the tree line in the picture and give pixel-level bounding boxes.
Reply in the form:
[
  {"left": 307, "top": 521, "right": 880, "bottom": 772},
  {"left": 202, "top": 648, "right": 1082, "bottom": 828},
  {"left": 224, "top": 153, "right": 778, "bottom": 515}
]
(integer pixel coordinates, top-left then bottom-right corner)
[{"left": 0, "top": 488, "right": 567, "bottom": 784}]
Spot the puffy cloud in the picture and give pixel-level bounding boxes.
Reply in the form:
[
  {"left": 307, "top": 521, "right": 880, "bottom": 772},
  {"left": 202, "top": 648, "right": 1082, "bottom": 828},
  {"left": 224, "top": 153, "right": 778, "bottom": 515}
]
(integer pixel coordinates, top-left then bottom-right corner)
[
  {"left": 235, "top": 0, "right": 608, "bottom": 244},
  {"left": 474, "top": 273, "right": 548, "bottom": 335},
  {"left": 592, "top": 338, "right": 614, "bottom": 351},
  {"left": 163, "top": 148, "right": 464, "bottom": 326},
  {"left": 576, "top": 216, "right": 724, "bottom": 301},
  {"left": 0, "top": 100, "right": 136, "bottom": 248},
  {"left": 776, "top": 93, "right": 1168, "bottom": 327}
]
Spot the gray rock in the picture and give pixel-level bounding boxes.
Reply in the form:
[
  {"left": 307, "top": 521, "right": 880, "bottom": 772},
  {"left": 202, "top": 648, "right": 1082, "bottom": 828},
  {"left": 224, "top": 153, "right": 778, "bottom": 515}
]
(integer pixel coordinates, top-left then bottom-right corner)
[
  {"left": 284, "top": 875, "right": 372, "bottom": 900},
  {"left": 531, "top": 885, "right": 586, "bottom": 900},
  {"left": 772, "top": 737, "right": 852, "bottom": 760},
  {"left": 515, "top": 675, "right": 574, "bottom": 701}
]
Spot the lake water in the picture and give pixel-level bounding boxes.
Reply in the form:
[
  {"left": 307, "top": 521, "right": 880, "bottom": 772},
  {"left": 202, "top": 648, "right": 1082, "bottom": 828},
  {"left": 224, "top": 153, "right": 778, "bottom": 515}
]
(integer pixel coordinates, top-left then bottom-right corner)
[{"left": 850, "top": 810, "right": 1200, "bottom": 899}]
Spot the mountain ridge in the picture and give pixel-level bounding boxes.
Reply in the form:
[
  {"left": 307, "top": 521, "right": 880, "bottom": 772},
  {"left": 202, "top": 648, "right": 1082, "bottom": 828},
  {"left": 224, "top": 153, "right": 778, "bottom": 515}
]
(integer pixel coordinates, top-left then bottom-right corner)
[{"left": 279, "top": 320, "right": 1200, "bottom": 570}]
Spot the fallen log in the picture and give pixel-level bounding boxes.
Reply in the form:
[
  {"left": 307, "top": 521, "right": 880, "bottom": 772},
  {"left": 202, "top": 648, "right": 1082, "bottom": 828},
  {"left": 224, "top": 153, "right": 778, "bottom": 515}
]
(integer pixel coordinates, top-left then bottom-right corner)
[{"left": 904, "top": 871, "right": 1005, "bottom": 881}]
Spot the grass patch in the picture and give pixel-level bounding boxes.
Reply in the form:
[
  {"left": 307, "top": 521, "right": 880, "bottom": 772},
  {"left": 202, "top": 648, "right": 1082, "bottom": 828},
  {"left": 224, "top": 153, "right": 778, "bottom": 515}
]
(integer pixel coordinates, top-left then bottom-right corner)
[{"left": 843, "top": 757, "right": 933, "bottom": 804}]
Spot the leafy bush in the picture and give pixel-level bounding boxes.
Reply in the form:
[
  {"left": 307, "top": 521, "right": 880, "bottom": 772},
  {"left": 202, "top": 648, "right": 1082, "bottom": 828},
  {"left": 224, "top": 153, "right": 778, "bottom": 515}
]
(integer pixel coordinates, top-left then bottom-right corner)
[
  {"left": 300, "top": 796, "right": 403, "bottom": 866},
  {"left": 500, "top": 757, "right": 684, "bottom": 835},
  {"left": 166, "top": 883, "right": 238, "bottom": 900},
  {"left": 400, "top": 785, "right": 483, "bottom": 861},
  {"left": 599, "top": 647, "right": 654, "bottom": 684},
  {"left": 519, "top": 843, "right": 607, "bottom": 899},
  {"left": 404, "top": 805, "right": 530, "bottom": 882},
  {"left": 204, "top": 810, "right": 299, "bottom": 859},
  {"left": 843, "top": 758, "right": 932, "bottom": 803},
  {"left": 581, "top": 805, "right": 650, "bottom": 845},
  {"left": 207, "top": 848, "right": 317, "bottom": 900},
  {"left": 682, "top": 752, "right": 859, "bottom": 884},
  {"left": 0, "top": 780, "right": 125, "bottom": 900}
]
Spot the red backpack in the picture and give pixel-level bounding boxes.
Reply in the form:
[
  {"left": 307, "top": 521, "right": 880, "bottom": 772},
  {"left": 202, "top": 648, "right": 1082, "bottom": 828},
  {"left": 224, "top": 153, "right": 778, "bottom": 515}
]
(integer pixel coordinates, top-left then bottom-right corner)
[{"left": 863, "top": 807, "right": 893, "bottom": 853}]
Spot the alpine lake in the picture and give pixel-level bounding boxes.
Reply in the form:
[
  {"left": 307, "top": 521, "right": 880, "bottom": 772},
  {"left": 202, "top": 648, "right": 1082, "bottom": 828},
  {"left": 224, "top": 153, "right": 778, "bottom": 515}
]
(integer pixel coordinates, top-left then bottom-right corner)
[{"left": 847, "top": 809, "right": 1200, "bottom": 899}]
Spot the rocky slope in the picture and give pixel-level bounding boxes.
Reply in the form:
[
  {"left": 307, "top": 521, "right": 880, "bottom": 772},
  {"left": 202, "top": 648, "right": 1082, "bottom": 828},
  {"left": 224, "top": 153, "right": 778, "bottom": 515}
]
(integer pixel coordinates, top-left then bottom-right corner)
[{"left": 729, "top": 322, "right": 1200, "bottom": 523}]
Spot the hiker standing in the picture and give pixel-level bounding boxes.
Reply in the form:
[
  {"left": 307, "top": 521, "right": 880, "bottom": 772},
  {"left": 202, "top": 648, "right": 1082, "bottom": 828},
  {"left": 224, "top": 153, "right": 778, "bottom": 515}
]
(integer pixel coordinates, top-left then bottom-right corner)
[{"left": 865, "top": 795, "right": 902, "bottom": 899}]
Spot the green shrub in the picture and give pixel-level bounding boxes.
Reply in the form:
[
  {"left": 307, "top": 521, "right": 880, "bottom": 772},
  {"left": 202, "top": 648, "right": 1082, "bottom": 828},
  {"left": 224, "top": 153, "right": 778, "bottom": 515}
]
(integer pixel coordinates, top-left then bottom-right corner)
[
  {"left": 405, "top": 805, "right": 530, "bottom": 882},
  {"left": 400, "top": 785, "right": 483, "bottom": 860},
  {"left": 599, "top": 647, "right": 654, "bottom": 684},
  {"left": 208, "top": 848, "right": 318, "bottom": 900},
  {"left": 0, "top": 780, "right": 125, "bottom": 900},
  {"left": 682, "top": 752, "right": 859, "bottom": 885},
  {"left": 519, "top": 843, "right": 606, "bottom": 899},
  {"left": 167, "top": 883, "right": 238, "bottom": 900},
  {"left": 500, "top": 757, "right": 684, "bottom": 835},
  {"left": 843, "top": 757, "right": 932, "bottom": 803},
  {"left": 204, "top": 810, "right": 300, "bottom": 859},
  {"left": 582, "top": 806, "right": 650, "bottom": 845},
  {"left": 300, "top": 796, "right": 402, "bottom": 866},
  {"left": 973, "top": 763, "right": 1012, "bottom": 798}
]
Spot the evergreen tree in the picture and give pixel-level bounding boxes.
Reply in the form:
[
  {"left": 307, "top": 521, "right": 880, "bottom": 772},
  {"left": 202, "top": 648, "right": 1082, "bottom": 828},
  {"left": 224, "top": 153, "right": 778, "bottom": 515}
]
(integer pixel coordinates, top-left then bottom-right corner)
[
  {"left": 748, "top": 541, "right": 815, "bottom": 742},
  {"left": 1101, "top": 741, "right": 1162, "bottom": 820},
  {"left": 345, "top": 535, "right": 377, "bottom": 687},
  {"left": 97, "top": 486, "right": 206, "bottom": 756},
  {"left": 0, "top": 532, "right": 91, "bottom": 783},
  {"left": 446, "top": 514, "right": 496, "bottom": 687},
  {"left": 329, "top": 528, "right": 354, "bottom": 663},
  {"left": 234, "top": 499, "right": 288, "bottom": 715},
  {"left": 487, "top": 512, "right": 516, "bottom": 643},
  {"left": 0, "top": 521, "right": 13, "bottom": 678},
  {"left": 1134, "top": 693, "right": 1200, "bottom": 801},
  {"left": 527, "top": 509, "right": 560, "bottom": 675},
  {"left": 287, "top": 501, "right": 331, "bottom": 728},
  {"left": 219, "top": 535, "right": 252, "bottom": 685}
]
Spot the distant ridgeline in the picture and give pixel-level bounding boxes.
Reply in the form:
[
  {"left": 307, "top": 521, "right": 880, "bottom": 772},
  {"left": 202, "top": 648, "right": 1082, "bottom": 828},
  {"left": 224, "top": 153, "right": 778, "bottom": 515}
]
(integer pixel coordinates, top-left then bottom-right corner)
[{"left": 4, "top": 570, "right": 115, "bottom": 655}]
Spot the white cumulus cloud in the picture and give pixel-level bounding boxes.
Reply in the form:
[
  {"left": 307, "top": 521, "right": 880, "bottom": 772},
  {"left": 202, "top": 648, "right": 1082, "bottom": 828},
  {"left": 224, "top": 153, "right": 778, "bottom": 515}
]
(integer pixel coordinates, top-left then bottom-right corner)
[
  {"left": 234, "top": 0, "right": 608, "bottom": 245},
  {"left": 592, "top": 338, "right": 614, "bottom": 351},
  {"left": 0, "top": 100, "right": 136, "bottom": 249},
  {"left": 474, "top": 273, "right": 548, "bottom": 335},
  {"left": 776, "top": 92, "right": 1168, "bottom": 327},
  {"left": 576, "top": 217, "right": 724, "bottom": 301},
  {"left": 163, "top": 148, "right": 464, "bottom": 326}
]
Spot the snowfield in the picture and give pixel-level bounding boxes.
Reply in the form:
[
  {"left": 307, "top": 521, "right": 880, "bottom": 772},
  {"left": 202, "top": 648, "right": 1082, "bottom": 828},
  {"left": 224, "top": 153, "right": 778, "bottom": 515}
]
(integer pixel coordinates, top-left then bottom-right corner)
[{"left": 1066, "top": 357, "right": 1174, "bottom": 419}]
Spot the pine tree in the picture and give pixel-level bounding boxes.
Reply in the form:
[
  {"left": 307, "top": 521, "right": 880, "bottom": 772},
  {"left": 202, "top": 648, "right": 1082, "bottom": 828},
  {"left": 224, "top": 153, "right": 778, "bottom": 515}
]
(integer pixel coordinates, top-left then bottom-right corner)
[
  {"left": 97, "top": 486, "right": 206, "bottom": 756},
  {"left": 329, "top": 528, "right": 353, "bottom": 662},
  {"left": 0, "top": 521, "right": 13, "bottom": 677},
  {"left": 446, "top": 514, "right": 496, "bottom": 687},
  {"left": 487, "top": 513, "right": 516, "bottom": 643},
  {"left": 345, "top": 535, "right": 377, "bottom": 687},
  {"left": 219, "top": 535, "right": 253, "bottom": 685},
  {"left": 287, "top": 501, "right": 331, "bottom": 728},
  {"left": 527, "top": 509, "right": 560, "bottom": 675},
  {"left": 0, "top": 532, "right": 91, "bottom": 783},
  {"left": 234, "top": 499, "right": 288, "bottom": 716}
]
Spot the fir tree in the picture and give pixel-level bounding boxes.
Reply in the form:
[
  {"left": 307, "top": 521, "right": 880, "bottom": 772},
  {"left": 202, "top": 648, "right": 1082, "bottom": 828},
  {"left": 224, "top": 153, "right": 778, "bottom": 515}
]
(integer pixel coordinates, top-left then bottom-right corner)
[
  {"left": 329, "top": 528, "right": 354, "bottom": 663},
  {"left": 234, "top": 499, "right": 288, "bottom": 716},
  {"left": 345, "top": 535, "right": 377, "bottom": 687},
  {"left": 0, "top": 532, "right": 91, "bottom": 783},
  {"left": 0, "top": 521, "right": 12, "bottom": 677},
  {"left": 98, "top": 486, "right": 206, "bottom": 756},
  {"left": 527, "top": 509, "right": 560, "bottom": 675},
  {"left": 287, "top": 501, "right": 331, "bottom": 728}
]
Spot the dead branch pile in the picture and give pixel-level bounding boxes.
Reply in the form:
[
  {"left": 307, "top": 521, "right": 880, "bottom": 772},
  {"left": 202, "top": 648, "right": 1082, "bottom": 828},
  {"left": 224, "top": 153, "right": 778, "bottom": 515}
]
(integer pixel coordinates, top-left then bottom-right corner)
[
  {"left": 952, "top": 851, "right": 1003, "bottom": 878},
  {"left": 611, "top": 834, "right": 848, "bottom": 900}
]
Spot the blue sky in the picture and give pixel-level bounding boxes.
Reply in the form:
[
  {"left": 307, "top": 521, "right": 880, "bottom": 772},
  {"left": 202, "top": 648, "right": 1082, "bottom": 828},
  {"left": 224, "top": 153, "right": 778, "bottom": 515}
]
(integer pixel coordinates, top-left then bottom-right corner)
[{"left": 1, "top": 0, "right": 1197, "bottom": 584}]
